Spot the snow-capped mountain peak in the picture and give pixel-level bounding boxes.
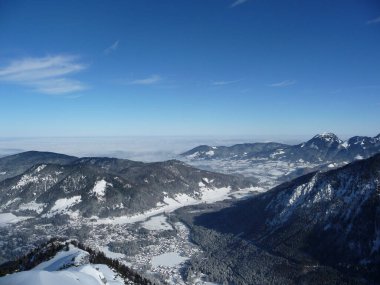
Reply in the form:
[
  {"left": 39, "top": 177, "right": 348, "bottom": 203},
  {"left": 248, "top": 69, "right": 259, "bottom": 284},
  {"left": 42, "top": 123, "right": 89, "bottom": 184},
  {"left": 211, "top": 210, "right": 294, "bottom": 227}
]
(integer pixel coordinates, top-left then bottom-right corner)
[{"left": 309, "top": 132, "right": 342, "bottom": 144}]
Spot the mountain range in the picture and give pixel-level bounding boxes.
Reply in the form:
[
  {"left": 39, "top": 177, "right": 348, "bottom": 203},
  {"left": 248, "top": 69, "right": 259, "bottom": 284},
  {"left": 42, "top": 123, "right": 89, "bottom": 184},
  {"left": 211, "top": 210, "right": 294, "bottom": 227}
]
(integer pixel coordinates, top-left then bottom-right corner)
[
  {"left": 181, "top": 133, "right": 380, "bottom": 164},
  {"left": 0, "top": 151, "right": 252, "bottom": 220}
]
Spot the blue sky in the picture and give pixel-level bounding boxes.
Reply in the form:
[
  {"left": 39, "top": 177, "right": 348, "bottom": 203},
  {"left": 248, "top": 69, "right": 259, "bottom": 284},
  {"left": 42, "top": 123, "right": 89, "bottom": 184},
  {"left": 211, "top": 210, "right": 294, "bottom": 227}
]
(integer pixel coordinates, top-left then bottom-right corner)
[{"left": 0, "top": 0, "right": 379, "bottom": 138}]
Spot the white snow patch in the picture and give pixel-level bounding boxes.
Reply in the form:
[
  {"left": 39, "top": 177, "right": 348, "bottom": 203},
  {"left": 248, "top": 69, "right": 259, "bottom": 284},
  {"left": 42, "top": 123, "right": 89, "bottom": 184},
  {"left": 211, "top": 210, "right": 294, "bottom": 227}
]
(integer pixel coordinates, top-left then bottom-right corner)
[
  {"left": 163, "top": 194, "right": 197, "bottom": 206},
  {"left": 186, "top": 151, "right": 199, "bottom": 159},
  {"left": 0, "top": 269, "right": 106, "bottom": 285},
  {"left": 270, "top": 149, "right": 285, "bottom": 158},
  {"left": 0, "top": 213, "right": 31, "bottom": 227},
  {"left": 141, "top": 215, "right": 173, "bottom": 231},
  {"left": 18, "top": 201, "right": 46, "bottom": 214},
  {"left": 229, "top": 186, "right": 265, "bottom": 199},
  {"left": 342, "top": 141, "right": 349, "bottom": 148},
  {"left": 200, "top": 186, "right": 231, "bottom": 203},
  {"left": 1, "top": 198, "right": 21, "bottom": 210},
  {"left": 45, "top": 196, "right": 82, "bottom": 217},
  {"left": 205, "top": 150, "right": 214, "bottom": 156},
  {"left": 35, "top": 164, "right": 47, "bottom": 173},
  {"left": 151, "top": 252, "right": 188, "bottom": 268},
  {"left": 91, "top": 179, "right": 111, "bottom": 199}
]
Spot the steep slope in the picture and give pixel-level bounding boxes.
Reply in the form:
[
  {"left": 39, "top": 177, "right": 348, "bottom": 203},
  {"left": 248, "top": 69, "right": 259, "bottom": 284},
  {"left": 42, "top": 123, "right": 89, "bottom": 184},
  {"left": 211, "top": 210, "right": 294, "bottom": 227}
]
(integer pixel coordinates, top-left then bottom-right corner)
[
  {"left": 0, "top": 152, "right": 253, "bottom": 220},
  {"left": 190, "top": 153, "right": 380, "bottom": 283}
]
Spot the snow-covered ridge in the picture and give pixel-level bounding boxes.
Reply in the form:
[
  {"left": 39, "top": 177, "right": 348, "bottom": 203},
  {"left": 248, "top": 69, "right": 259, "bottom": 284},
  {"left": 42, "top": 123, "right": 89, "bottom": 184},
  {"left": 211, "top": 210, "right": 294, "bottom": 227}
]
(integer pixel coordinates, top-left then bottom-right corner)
[{"left": 0, "top": 244, "right": 125, "bottom": 285}]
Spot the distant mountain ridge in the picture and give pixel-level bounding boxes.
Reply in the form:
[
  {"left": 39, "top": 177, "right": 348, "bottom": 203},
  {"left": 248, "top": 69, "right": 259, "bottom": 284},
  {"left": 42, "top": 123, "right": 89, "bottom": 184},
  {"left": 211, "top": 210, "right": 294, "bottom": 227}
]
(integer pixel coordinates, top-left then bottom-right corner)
[
  {"left": 181, "top": 132, "right": 380, "bottom": 164},
  {"left": 0, "top": 151, "right": 77, "bottom": 182},
  {"left": 0, "top": 151, "right": 253, "bottom": 220},
  {"left": 181, "top": 142, "right": 288, "bottom": 160}
]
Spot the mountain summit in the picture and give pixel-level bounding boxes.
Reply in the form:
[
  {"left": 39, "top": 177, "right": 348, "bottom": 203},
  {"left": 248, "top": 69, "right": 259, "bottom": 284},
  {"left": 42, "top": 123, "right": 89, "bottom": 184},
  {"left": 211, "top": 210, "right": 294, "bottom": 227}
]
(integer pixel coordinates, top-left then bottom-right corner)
[{"left": 305, "top": 132, "right": 342, "bottom": 146}]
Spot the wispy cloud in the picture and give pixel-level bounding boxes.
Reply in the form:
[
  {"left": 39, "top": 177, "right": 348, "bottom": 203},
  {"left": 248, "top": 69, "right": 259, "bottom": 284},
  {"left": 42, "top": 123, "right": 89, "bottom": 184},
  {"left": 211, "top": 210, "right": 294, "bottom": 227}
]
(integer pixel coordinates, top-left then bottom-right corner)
[
  {"left": 212, "top": 79, "right": 242, "bottom": 86},
  {"left": 269, "top": 80, "right": 297, "bottom": 87},
  {"left": 231, "top": 0, "right": 248, "bottom": 8},
  {"left": 129, "top": 75, "right": 162, "bottom": 85},
  {"left": 0, "top": 55, "right": 87, "bottom": 94},
  {"left": 104, "top": 40, "right": 120, "bottom": 55},
  {"left": 367, "top": 16, "right": 380, "bottom": 25}
]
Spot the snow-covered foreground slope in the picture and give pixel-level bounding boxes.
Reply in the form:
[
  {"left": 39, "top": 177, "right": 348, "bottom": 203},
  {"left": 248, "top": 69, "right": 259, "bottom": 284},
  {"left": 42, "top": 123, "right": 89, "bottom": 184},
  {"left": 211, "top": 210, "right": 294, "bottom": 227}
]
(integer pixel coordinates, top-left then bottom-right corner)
[
  {"left": 0, "top": 265, "right": 124, "bottom": 285},
  {"left": 0, "top": 244, "right": 125, "bottom": 285}
]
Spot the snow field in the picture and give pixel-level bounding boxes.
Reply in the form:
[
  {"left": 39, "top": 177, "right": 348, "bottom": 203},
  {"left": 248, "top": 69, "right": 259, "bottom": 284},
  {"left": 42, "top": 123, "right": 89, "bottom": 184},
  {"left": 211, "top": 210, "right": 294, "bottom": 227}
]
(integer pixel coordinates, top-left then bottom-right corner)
[
  {"left": 0, "top": 245, "right": 124, "bottom": 285},
  {"left": 151, "top": 251, "right": 189, "bottom": 268},
  {"left": 0, "top": 213, "right": 31, "bottom": 227}
]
